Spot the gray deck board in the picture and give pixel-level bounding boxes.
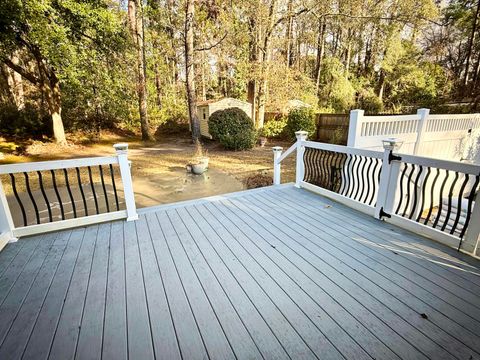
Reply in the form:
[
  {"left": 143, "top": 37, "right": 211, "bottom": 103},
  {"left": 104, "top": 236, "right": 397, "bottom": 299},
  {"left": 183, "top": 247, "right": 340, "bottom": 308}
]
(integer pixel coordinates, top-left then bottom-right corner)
[{"left": 0, "top": 185, "right": 478, "bottom": 360}]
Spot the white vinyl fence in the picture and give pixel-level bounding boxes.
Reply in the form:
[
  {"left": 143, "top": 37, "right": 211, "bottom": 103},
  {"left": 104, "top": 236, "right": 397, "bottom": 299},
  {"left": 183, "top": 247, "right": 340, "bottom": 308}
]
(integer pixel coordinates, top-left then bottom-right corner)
[
  {"left": 347, "top": 109, "right": 480, "bottom": 163},
  {"left": 273, "top": 132, "right": 480, "bottom": 257}
]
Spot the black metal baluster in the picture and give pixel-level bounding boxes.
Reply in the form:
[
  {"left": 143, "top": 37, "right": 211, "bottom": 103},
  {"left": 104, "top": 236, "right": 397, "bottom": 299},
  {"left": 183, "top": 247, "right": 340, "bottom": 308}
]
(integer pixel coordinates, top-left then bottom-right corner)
[
  {"left": 402, "top": 164, "right": 416, "bottom": 217},
  {"left": 23, "top": 172, "right": 40, "bottom": 224},
  {"left": 371, "top": 159, "right": 382, "bottom": 206},
  {"left": 424, "top": 168, "right": 441, "bottom": 225},
  {"left": 354, "top": 156, "right": 367, "bottom": 202},
  {"left": 322, "top": 150, "right": 330, "bottom": 187},
  {"left": 304, "top": 147, "right": 314, "bottom": 183},
  {"left": 51, "top": 170, "right": 65, "bottom": 220},
  {"left": 441, "top": 171, "right": 459, "bottom": 232},
  {"left": 459, "top": 175, "right": 480, "bottom": 239},
  {"left": 347, "top": 155, "right": 358, "bottom": 199},
  {"left": 99, "top": 165, "right": 110, "bottom": 213},
  {"left": 312, "top": 148, "right": 321, "bottom": 185},
  {"left": 63, "top": 169, "right": 77, "bottom": 218},
  {"left": 450, "top": 174, "right": 469, "bottom": 235},
  {"left": 362, "top": 157, "right": 374, "bottom": 204},
  {"left": 408, "top": 165, "right": 423, "bottom": 219},
  {"left": 37, "top": 171, "right": 53, "bottom": 222},
  {"left": 109, "top": 164, "right": 120, "bottom": 211},
  {"left": 433, "top": 170, "right": 450, "bottom": 229},
  {"left": 416, "top": 167, "right": 431, "bottom": 222},
  {"left": 10, "top": 173, "right": 27, "bottom": 226},
  {"left": 76, "top": 167, "right": 88, "bottom": 216},
  {"left": 339, "top": 154, "right": 351, "bottom": 195},
  {"left": 395, "top": 163, "right": 408, "bottom": 214},
  {"left": 88, "top": 166, "right": 100, "bottom": 214}
]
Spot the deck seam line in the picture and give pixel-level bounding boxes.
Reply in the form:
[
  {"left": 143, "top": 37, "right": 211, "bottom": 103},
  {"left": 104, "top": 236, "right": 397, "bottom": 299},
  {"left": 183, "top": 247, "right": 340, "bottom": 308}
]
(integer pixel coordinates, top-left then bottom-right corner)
[{"left": 100, "top": 222, "right": 113, "bottom": 360}]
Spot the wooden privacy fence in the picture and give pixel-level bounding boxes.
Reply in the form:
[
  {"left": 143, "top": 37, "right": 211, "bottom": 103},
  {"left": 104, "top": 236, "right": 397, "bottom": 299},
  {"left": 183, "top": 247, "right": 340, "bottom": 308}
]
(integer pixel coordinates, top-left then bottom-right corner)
[
  {"left": 316, "top": 113, "right": 349, "bottom": 144},
  {"left": 0, "top": 143, "right": 138, "bottom": 250},
  {"left": 273, "top": 132, "right": 480, "bottom": 257}
]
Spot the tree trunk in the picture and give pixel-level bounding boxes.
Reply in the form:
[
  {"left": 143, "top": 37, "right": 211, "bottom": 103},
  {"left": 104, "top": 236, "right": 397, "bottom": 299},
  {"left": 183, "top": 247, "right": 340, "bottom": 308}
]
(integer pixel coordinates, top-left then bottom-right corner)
[
  {"left": 44, "top": 74, "right": 66, "bottom": 144},
  {"left": 128, "top": 0, "right": 152, "bottom": 141},
  {"left": 185, "top": 0, "right": 200, "bottom": 140},
  {"left": 5, "top": 54, "right": 24, "bottom": 109},
  {"left": 247, "top": 17, "right": 258, "bottom": 121},
  {"left": 315, "top": 19, "right": 326, "bottom": 94},
  {"left": 464, "top": 0, "right": 480, "bottom": 87},
  {"left": 285, "top": 0, "right": 294, "bottom": 67}
]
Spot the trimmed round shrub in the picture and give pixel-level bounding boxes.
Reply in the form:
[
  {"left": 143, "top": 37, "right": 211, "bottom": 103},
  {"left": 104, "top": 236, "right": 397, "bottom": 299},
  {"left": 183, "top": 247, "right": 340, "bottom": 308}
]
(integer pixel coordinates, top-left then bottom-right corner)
[
  {"left": 208, "top": 107, "right": 257, "bottom": 150},
  {"left": 285, "top": 107, "right": 316, "bottom": 140},
  {"left": 261, "top": 116, "right": 287, "bottom": 138}
]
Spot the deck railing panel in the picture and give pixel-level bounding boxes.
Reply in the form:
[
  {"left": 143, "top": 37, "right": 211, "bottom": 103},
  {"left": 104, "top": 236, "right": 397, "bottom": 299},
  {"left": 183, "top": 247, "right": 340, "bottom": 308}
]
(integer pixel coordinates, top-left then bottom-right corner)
[
  {"left": 0, "top": 143, "right": 137, "bottom": 248},
  {"left": 273, "top": 132, "right": 480, "bottom": 255}
]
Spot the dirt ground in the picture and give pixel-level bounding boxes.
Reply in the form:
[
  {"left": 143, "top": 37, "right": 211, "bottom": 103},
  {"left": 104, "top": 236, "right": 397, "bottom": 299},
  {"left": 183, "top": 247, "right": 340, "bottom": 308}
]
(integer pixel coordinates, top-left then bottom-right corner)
[{"left": 0, "top": 132, "right": 296, "bottom": 207}]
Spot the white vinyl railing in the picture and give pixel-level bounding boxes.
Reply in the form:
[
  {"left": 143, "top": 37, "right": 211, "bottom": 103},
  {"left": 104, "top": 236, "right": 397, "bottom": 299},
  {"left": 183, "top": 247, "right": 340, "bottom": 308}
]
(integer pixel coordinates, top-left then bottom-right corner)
[
  {"left": 273, "top": 132, "right": 480, "bottom": 257},
  {"left": 0, "top": 143, "right": 137, "bottom": 250}
]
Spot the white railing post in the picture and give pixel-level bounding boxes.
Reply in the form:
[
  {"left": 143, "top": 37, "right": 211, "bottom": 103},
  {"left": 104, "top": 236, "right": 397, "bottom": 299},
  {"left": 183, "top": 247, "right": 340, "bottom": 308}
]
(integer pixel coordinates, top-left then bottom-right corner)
[
  {"left": 0, "top": 179, "right": 16, "bottom": 244},
  {"left": 347, "top": 109, "right": 364, "bottom": 147},
  {"left": 414, "top": 108, "right": 430, "bottom": 155},
  {"left": 375, "top": 138, "right": 403, "bottom": 219},
  {"left": 463, "top": 192, "right": 480, "bottom": 255},
  {"left": 114, "top": 143, "right": 138, "bottom": 221},
  {"left": 272, "top": 146, "right": 283, "bottom": 185},
  {"left": 295, "top": 131, "right": 308, "bottom": 188}
]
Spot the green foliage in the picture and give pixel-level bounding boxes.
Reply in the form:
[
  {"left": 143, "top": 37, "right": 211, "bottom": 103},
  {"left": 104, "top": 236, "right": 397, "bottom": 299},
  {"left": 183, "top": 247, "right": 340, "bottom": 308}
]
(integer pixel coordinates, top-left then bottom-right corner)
[
  {"left": 0, "top": 104, "right": 50, "bottom": 137},
  {"left": 261, "top": 117, "right": 287, "bottom": 138},
  {"left": 318, "top": 58, "right": 355, "bottom": 112},
  {"left": 285, "top": 107, "right": 316, "bottom": 140},
  {"left": 208, "top": 107, "right": 257, "bottom": 150}
]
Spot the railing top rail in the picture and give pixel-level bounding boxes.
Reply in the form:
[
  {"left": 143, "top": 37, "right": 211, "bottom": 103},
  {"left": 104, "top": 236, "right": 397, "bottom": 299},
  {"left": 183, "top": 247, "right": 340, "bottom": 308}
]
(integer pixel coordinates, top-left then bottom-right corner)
[
  {"left": 428, "top": 113, "right": 479, "bottom": 120},
  {"left": 302, "top": 140, "right": 384, "bottom": 159},
  {"left": 276, "top": 142, "right": 297, "bottom": 164},
  {"left": 0, "top": 155, "right": 119, "bottom": 175},
  {"left": 397, "top": 152, "right": 480, "bottom": 175},
  {"left": 362, "top": 114, "right": 420, "bottom": 122}
]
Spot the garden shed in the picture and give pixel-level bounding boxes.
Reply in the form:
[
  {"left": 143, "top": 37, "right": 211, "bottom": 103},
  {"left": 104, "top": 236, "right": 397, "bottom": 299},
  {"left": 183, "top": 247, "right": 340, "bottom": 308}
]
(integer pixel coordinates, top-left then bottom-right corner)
[{"left": 196, "top": 98, "right": 253, "bottom": 138}]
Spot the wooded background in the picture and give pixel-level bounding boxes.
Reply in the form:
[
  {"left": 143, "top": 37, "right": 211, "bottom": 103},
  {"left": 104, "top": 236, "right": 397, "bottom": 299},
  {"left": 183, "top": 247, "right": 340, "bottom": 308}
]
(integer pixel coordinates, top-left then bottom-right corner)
[{"left": 1, "top": 0, "right": 479, "bottom": 143}]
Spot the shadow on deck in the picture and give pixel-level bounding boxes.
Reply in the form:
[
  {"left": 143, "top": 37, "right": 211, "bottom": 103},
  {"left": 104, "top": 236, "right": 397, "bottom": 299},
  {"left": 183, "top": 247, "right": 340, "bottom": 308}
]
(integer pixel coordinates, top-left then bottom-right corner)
[{"left": 0, "top": 185, "right": 479, "bottom": 360}]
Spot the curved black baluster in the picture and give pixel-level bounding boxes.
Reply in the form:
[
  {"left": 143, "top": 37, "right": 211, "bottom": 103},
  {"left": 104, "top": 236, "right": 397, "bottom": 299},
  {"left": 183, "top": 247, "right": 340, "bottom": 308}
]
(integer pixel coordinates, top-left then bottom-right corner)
[
  {"left": 23, "top": 172, "right": 40, "bottom": 224},
  {"left": 395, "top": 163, "right": 408, "bottom": 214},
  {"left": 63, "top": 169, "right": 77, "bottom": 218},
  {"left": 339, "top": 154, "right": 350, "bottom": 195},
  {"left": 347, "top": 155, "right": 358, "bottom": 199},
  {"left": 459, "top": 175, "right": 480, "bottom": 239},
  {"left": 309, "top": 147, "right": 317, "bottom": 184},
  {"left": 99, "top": 165, "right": 110, "bottom": 213},
  {"left": 424, "top": 168, "right": 441, "bottom": 225},
  {"left": 303, "top": 147, "right": 311, "bottom": 182},
  {"left": 334, "top": 152, "right": 345, "bottom": 193},
  {"left": 416, "top": 167, "right": 431, "bottom": 222},
  {"left": 51, "top": 170, "right": 65, "bottom": 220},
  {"left": 329, "top": 152, "right": 339, "bottom": 191},
  {"left": 433, "top": 170, "right": 450, "bottom": 229},
  {"left": 371, "top": 159, "right": 382, "bottom": 206},
  {"left": 88, "top": 166, "right": 100, "bottom": 214},
  {"left": 76, "top": 167, "right": 88, "bottom": 216},
  {"left": 10, "top": 173, "right": 27, "bottom": 226},
  {"left": 450, "top": 174, "right": 469, "bottom": 235},
  {"left": 322, "top": 150, "right": 330, "bottom": 188},
  {"left": 441, "top": 171, "right": 459, "bottom": 232},
  {"left": 409, "top": 165, "right": 423, "bottom": 219},
  {"left": 354, "top": 156, "right": 366, "bottom": 202},
  {"left": 109, "top": 164, "right": 120, "bottom": 211},
  {"left": 37, "top": 171, "right": 53, "bottom": 222},
  {"left": 362, "top": 157, "right": 374, "bottom": 204},
  {"left": 313, "top": 148, "right": 322, "bottom": 186},
  {"left": 401, "top": 164, "right": 416, "bottom": 217}
]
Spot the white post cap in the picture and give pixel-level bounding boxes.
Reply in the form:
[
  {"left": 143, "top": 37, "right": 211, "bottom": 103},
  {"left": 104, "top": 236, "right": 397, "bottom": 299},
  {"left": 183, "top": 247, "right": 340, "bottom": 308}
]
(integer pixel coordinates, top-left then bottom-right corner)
[
  {"left": 114, "top": 143, "right": 129, "bottom": 153},
  {"left": 382, "top": 137, "right": 403, "bottom": 151},
  {"left": 272, "top": 146, "right": 283, "bottom": 152},
  {"left": 295, "top": 131, "right": 308, "bottom": 140}
]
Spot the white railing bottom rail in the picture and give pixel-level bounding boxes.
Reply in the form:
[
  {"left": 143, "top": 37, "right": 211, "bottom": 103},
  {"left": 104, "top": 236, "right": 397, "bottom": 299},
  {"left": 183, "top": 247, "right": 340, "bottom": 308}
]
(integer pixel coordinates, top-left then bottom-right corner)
[{"left": 273, "top": 132, "right": 480, "bottom": 257}]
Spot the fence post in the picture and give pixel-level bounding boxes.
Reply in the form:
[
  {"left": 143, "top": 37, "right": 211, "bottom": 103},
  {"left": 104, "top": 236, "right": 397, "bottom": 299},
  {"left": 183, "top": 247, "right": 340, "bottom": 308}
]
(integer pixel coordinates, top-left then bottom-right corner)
[
  {"left": 114, "top": 143, "right": 138, "bottom": 221},
  {"left": 347, "top": 109, "right": 364, "bottom": 147},
  {"left": 0, "top": 179, "right": 16, "bottom": 244},
  {"left": 272, "top": 146, "right": 283, "bottom": 185},
  {"left": 375, "top": 138, "right": 403, "bottom": 219},
  {"left": 463, "top": 192, "right": 480, "bottom": 254},
  {"left": 414, "top": 108, "right": 430, "bottom": 155},
  {"left": 295, "top": 131, "right": 308, "bottom": 188}
]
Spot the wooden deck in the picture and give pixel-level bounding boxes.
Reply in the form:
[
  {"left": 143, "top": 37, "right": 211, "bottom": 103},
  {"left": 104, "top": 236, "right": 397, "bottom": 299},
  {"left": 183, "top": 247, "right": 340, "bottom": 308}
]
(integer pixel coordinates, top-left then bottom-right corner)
[{"left": 0, "top": 185, "right": 479, "bottom": 360}]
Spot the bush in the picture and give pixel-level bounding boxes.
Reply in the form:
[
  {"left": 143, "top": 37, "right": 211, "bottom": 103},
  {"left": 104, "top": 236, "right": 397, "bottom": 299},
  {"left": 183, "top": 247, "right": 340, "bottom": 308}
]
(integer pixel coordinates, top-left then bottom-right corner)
[
  {"left": 0, "top": 104, "right": 50, "bottom": 138},
  {"left": 285, "top": 107, "right": 316, "bottom": 140},
  {"left": 261, "top": 117, "right": 287, "bottom": 138},
  {"left": 208, "top": 107, "right": 257, "bottom": 150}
]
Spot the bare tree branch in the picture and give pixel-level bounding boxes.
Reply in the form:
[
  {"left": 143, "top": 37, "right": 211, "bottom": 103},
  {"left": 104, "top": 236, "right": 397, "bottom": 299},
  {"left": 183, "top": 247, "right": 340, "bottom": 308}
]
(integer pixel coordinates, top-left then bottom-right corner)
[
  {"left": 195, "top": 32, "right": 228, "bottom": 51},
  {"left": 2, "top": 58, "right": 40, "bottom": 84}
]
